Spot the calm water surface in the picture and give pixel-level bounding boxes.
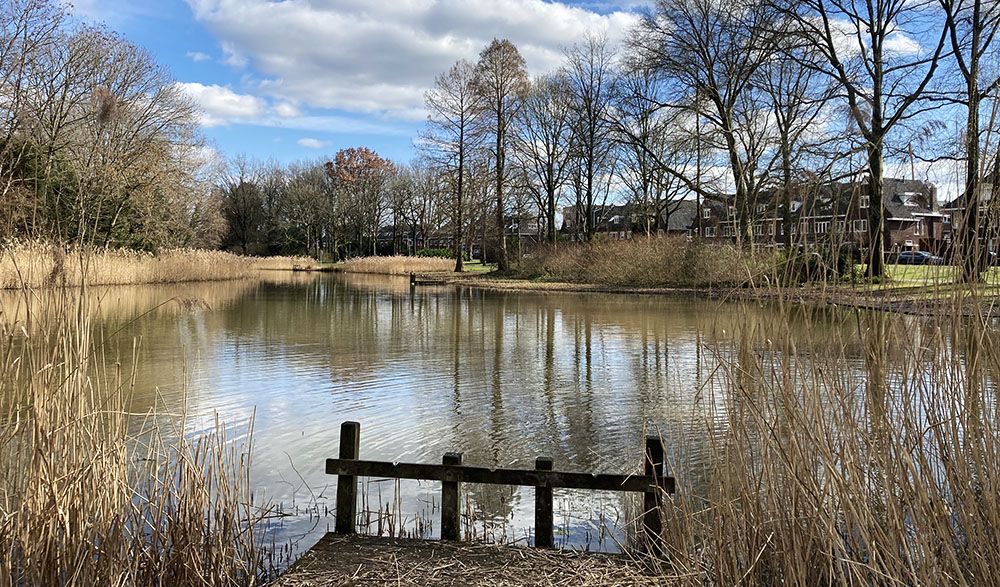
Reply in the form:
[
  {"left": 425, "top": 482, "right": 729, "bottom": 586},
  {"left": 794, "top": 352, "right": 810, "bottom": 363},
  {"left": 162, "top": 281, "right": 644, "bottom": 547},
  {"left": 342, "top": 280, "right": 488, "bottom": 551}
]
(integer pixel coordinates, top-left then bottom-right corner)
[{"left": 10, "top": 272, "right": 866, "bottom": 554}]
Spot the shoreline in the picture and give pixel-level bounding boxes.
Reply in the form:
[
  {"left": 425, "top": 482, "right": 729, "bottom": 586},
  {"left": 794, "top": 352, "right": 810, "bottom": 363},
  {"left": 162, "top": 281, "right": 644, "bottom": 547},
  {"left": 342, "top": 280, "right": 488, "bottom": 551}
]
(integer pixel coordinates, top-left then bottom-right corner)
[{"left": 320, "top": 267, "right": 1000, "bottom": 317}]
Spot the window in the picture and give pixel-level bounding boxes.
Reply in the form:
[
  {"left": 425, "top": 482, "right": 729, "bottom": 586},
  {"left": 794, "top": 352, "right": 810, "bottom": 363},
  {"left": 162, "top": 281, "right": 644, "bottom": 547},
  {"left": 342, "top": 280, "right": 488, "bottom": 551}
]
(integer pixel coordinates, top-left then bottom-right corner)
[
  {"left": 815, "top": 221, "right": 830, "bottom": 234},
  {"left": 705, "top": 226, "right": 716, "bottom": 237},
  {"left": 703, "top": 208, "right": 711, "bottom": 219},
  {"left": 854, "top": 219, "right": 868, "bottom": 233},
  {"left": 913, "top": 221, "right": 922, "bottom": 236},
  {"left": 728, "top": 205, "right": 736, "bottom": 217},
  {"left": 791, "top": 224, "right": 798, "bottom": 235},
  {"left": 756, "top": 204, "right": 766, "bottom": 214},
  {"left": 860, "top": 196, "right": 870, "bottom": 208},
  {"left": 944, "top": 215, "right": 951, "bottom": 224},
  {"left": 768, "top": 223, "right": 775, "bottom": 235}
]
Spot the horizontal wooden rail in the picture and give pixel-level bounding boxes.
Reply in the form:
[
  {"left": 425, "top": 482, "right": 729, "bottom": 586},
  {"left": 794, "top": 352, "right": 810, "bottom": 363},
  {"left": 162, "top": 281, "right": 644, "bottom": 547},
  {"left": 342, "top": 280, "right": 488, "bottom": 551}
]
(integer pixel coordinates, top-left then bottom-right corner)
[
  {"left": 326, "top": 458, "right": 675, "bottom": 493},
  {"left": 327, "top": 421, "right": 673, "bottom": 550}
]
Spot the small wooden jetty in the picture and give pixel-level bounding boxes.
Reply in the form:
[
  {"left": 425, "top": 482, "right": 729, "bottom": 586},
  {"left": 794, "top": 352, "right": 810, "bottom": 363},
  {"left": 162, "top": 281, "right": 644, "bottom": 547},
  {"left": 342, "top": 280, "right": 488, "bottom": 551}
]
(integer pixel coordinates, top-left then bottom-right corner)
[
  {"left": 277, "top": 421, "right": 674, "bottom": 586},
  {"left": 409, "top": 272, "right": 450, "bottom": 287}
]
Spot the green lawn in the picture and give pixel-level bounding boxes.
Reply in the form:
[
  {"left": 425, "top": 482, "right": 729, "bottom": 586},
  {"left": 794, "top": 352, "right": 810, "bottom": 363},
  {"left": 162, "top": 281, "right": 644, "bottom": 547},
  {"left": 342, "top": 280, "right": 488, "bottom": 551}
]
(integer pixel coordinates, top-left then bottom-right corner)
[
  {"left": 853, "top": 263, "right": 1000, "bottom": 288},
  {"left": 461, "top": 260, "right": 496, "bottom": 273}
]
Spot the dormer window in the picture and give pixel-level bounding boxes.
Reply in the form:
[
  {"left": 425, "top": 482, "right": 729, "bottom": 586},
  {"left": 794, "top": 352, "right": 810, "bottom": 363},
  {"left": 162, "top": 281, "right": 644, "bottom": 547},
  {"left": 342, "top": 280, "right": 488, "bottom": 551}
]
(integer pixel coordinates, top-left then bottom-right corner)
[
  {"left": 860, "top": 195, "right": 869, "bottom": 208},
  {"left": 756, "top": 204, "right": 766, "bottom": 214},
  {"left": 727, "top": 206, "right": 735, "bottom": 217},
  {"left": 703, "top": 208, "right": 711, "bottom": 219}
]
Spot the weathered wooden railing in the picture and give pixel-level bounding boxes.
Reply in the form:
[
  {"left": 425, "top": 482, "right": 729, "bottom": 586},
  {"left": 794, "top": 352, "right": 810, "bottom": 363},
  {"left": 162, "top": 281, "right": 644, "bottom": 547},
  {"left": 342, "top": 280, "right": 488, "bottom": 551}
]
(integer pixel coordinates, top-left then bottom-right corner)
[{"left": 326, "top": 421, "right": 674, "bottom": 548}]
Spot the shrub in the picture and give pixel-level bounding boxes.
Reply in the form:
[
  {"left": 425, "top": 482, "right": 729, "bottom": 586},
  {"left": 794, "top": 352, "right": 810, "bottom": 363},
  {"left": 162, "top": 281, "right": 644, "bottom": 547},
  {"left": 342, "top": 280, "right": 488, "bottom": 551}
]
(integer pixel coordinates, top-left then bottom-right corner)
[{"left": 510, "top": 237, "right": 767, "bottom": 288}]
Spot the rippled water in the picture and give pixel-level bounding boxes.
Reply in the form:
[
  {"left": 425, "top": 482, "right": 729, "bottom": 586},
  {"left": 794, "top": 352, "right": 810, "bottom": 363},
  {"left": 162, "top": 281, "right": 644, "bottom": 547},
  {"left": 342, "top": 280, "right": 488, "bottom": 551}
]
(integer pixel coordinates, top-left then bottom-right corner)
[{"left": 4, "top": 272, "right": 866, "bottom": 555}]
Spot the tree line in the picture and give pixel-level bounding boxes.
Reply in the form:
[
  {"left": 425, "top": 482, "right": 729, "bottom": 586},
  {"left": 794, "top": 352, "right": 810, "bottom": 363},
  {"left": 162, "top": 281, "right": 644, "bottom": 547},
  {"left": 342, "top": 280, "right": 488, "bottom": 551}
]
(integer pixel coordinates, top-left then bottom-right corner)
[
  {"left": 1, "top": 0, "right": 222, "bottom": 250},
  {"left": 4, "top": 0, "right": 1000, "bottom": 281}
]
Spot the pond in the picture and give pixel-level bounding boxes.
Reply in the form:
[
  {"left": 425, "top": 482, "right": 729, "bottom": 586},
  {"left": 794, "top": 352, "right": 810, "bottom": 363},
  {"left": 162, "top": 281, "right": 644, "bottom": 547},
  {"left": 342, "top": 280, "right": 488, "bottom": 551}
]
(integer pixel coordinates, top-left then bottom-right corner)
[{"left": 5, "top": 272, "right": 871, "bottom": 557}]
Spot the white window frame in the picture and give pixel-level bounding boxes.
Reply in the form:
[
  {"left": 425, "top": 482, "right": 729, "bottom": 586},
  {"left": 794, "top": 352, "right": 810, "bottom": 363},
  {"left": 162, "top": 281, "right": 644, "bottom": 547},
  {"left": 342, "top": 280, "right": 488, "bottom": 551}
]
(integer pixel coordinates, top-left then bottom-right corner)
[
  {"left": 913, "top": 220, "right": 922, "bottom": 236},
  {"left": 860, "top": 195, "right": 870, "bottom": 209},
  {"left": 705, "top": 226, "right": 716, "bottom": 237},
  {"left": 703, "top": 208, "right": 711, "bottom": 219}
]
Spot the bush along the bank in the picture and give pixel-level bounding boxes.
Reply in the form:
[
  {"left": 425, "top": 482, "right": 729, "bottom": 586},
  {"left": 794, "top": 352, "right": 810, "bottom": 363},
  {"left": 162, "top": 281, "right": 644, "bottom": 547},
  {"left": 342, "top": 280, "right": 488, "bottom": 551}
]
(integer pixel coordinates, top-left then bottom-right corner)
[{"left": 508, "top": 237, "right": 769, "bottom": 288}]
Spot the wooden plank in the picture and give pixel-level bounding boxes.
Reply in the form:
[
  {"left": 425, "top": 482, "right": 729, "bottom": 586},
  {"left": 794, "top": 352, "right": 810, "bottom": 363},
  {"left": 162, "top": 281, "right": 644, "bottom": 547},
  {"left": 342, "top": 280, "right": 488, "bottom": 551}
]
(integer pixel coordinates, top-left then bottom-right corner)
[
  {"left": 643, "top": 435, "right": 665, "bottom": 547},
  {"left": 334, "top": 422, "right": 361, "bottom": 534},
  {"left": 440, "top": 453, "right": 462, "bottom": 540},
  {"left": 325, "top": 458, "right": 674, "bottom": 493},
  {"left": 533, "top": 457, "right": 554, "bottom": 548}
]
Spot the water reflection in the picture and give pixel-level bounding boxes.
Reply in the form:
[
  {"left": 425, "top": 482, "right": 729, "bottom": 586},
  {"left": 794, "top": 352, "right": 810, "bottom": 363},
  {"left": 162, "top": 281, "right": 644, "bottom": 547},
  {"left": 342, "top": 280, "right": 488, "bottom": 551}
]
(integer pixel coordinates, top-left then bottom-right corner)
[{"left": 0, "top": 273, "right": 883, "bottom": 553}]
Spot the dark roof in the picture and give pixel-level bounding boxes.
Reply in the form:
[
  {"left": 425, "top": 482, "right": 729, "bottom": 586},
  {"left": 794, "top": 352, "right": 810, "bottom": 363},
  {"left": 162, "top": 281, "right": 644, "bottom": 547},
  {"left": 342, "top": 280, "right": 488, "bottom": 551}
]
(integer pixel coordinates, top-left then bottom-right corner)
[
  {"left": 666, "top": 200, "right": 698, "bottom": 231},
  {"left": 704, "top": 178, "right": 936, "bottom": 221}
]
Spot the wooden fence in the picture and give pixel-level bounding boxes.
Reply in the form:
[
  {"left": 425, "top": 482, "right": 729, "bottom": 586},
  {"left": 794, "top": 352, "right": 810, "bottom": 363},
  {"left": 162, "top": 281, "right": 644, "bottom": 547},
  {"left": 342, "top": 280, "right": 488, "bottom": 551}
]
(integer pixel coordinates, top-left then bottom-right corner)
[{"left": 325, "top": 421, "right": 674, "bottom": 548}]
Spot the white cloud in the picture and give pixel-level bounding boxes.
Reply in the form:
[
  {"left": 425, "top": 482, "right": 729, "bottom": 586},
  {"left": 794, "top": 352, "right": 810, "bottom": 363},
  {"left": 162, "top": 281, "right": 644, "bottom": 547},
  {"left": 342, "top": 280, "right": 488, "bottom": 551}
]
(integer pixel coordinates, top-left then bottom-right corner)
[
  {"left": 175, "top": 82, "right": 266, "bottom": 126},
  {"left": 175, "top": 81, "right": 408, "bottom": 135},
  {"left": 273, "top": 102, "right": 301, "bottom": 118},
  {"left": 884, "top": 32, "right": 921, "bottom": 56},
  {"left": 185, "top": 0, "right": 640, "bottom": 120},
  {"left": 187, "top": 51, "right": 212, "bottom": 62},
  {"left": 297, "top": 138, "right": 329, "bottom": 149}
]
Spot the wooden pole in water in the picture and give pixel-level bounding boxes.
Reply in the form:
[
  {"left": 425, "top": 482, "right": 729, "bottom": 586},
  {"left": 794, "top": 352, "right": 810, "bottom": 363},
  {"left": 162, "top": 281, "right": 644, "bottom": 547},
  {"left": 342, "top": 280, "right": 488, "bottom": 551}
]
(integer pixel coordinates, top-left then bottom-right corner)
[
  {"left": 534, "top": 457, "right": 554, "bottom": 548},
  {"left": 335, "top": 421, "right": 361, "bottom": 534},
  {"left": 643, "top": 435, "right": 665, "bottom": 548},
  {"left": 441, "top": 452, "right": 463, "bottom": 540}
]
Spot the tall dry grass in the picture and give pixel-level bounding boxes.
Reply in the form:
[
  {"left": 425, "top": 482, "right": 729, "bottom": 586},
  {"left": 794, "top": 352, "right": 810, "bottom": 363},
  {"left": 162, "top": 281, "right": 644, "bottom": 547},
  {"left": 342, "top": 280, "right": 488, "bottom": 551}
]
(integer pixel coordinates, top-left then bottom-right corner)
[
  {"left": 0, "top": 290, "right": 271, "bottom": 586},
  {"left": 652, "top": 287, "right": 1000, "bottom": 585},
  {"left": 0, "top": 242, "right": 317, "bottom": 289},
  {"left": 337, "top": 255, "right": 455, "bottom": 275},
  {"left": 511, "top": 238, "right": 770, "bottom": 288}
]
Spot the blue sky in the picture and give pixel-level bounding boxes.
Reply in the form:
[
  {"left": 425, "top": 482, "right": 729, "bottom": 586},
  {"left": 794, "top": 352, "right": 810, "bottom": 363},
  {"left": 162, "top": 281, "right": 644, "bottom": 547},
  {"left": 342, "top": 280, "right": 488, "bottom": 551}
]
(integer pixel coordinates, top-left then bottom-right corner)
[{"left": 72, "top": 0, "right": 645, "bottom": 166}]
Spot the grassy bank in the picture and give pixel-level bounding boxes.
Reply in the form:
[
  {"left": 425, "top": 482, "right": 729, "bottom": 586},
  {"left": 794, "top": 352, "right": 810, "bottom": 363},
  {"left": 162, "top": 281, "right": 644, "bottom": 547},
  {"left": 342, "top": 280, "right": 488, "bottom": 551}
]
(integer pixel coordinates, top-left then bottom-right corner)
[
  {"left": 0, "top": 291, "right": 270, "bottom": 585},
  {"left": 0, "top": 242, "right": 317, "bottom": 289},
  {"left": 508, "top": 238, "right": 770, "bottom": 288}
]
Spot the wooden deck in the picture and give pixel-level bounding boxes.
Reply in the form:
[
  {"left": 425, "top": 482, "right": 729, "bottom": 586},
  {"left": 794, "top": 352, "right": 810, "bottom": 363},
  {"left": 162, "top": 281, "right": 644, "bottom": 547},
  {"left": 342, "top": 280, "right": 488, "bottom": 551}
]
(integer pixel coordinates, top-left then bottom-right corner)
[{"left": 274, "top": 534, "right": 670, "bottom": 587}]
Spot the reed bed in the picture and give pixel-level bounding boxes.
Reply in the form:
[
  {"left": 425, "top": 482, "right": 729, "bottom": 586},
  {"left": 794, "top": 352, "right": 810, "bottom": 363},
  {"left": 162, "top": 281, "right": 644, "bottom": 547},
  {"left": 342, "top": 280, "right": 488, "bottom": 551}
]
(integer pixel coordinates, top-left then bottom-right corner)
[
  {"left": 336, "top": 255, "right": 455, "bottom": 275},
  {"left": 0, "top": 290, "right": 272, "bottom": 586},
  {"left": 653, "top": 287, "right": 1000, "bottom": 585},
  {"left": 510, "top": 238, "right": 770, "bottom": 288},
  {"left": 0, "top": 242, "right": 316, "bottom": 289}
]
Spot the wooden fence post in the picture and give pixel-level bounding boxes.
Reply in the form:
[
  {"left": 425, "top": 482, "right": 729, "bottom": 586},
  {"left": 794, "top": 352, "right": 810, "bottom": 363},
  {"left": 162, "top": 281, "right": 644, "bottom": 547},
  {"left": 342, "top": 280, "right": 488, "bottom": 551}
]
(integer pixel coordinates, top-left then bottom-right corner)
[
  {"left": 534, "top": 457, "right": 554, "bottom": 548},
  {"left": 441, "top": 452, "right": 462, "bottom": 540},
  {"left": 334, "top": 421, "right": 360, "bottom": 534},
  {"left": 643, "top": 435, "right": 664, "bottom": 547}
]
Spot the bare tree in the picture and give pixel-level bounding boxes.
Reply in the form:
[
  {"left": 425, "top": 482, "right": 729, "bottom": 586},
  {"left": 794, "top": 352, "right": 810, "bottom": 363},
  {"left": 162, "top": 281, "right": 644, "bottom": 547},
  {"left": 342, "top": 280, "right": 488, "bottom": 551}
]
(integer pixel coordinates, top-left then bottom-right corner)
[
  {"left": 940, "top": 0, "right": 1000, "bottom": 282},
  {"left": 630, "top": 0, "right": 780, "bottom": 246},
  {"left": 613, "top": 67, "right": 695, "bottom": 237},
  {"left": 513, "top": 73, "right": 574, "bottom": 244},
  {"left": 564, "top": 36, "right": 618, "bottom": 242},
  {"left": 784, "top": 0, "right": 948, "bottom": 276},
  {"left": 474, "top": 39, "right": 529, "bottom": 271},
  {"left": 422, "top": 59, "right": 483, "bottom": 271}
]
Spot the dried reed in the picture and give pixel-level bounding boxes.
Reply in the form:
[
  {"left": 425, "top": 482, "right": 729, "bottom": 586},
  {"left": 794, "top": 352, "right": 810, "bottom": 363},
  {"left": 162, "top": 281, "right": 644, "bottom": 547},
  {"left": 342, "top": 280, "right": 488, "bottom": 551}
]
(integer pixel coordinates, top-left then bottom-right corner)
[
  {"left": 336, "top": 255, "right": 455, "bottom": 275},
  {"left": 510, "top": 238, "right": 769, "bottom": 288},
  {"left": 653, "top": 284, "right": 1000, "bottom": 585},
  {"left": 0, "top": 289, "right": 272, "bottom": 586},
  {"left": 0, "top": 241, "right": 316, "bottom": 289}
]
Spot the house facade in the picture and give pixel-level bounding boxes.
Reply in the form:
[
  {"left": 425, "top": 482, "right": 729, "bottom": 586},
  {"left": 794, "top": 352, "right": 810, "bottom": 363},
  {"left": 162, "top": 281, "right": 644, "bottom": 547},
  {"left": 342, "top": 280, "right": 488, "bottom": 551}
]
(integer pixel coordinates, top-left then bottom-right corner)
[
  {"left": 560, "top": 200, "right": 699, "bottom": 239},
  {"left": 698, "top": 178, "right": 948, "bottom": 253}
]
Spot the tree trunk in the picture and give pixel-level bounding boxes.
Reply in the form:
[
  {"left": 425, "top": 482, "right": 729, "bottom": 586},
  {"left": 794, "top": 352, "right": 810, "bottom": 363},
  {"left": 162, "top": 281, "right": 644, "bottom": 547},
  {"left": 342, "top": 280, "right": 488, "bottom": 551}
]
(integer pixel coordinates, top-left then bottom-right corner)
[{"left": 867, "top": 145, "right": 886, "bottom": 277}]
